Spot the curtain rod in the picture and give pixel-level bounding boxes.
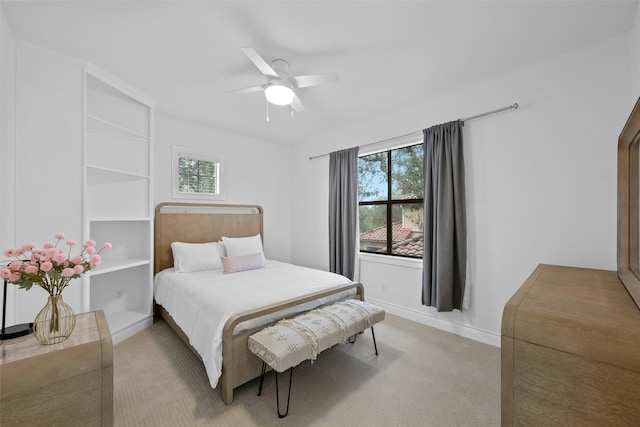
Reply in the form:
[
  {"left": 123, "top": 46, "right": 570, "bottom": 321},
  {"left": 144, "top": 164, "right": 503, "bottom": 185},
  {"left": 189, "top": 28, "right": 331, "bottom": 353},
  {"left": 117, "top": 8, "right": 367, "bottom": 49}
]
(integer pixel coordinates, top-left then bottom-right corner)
[{"left": 308, "top": 102, "right": 519, "bottom": 160}]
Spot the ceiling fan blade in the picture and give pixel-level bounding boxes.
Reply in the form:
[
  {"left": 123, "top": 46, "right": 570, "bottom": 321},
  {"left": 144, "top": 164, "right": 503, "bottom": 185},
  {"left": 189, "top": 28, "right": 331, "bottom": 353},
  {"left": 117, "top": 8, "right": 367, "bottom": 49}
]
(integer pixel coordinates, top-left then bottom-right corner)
[
  {"left": 229, "top": 84, "right": 266, "bottom": 94},
  {"left": 241, "top": 47, "right": 279, "bottom": 78},
  {"left": 292, "top": 72, "right": 338, "bottom": 89},
  {"left": 291, "top": 92, "right": 306, "bottom": 112}
]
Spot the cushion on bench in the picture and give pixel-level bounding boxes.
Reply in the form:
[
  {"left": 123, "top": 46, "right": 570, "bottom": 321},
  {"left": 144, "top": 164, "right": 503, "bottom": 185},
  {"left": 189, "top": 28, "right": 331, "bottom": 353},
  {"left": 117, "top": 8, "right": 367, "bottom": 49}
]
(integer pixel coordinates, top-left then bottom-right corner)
[{"left": 248, "top": 299, "right": 384, "bottom": 373}]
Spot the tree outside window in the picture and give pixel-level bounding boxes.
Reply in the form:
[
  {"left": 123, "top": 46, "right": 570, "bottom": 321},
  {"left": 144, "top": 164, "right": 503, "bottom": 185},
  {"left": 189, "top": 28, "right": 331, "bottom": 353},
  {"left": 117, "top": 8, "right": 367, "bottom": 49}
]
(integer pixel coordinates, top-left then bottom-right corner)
[{"left": 178, "top": 157, "right": 218, "bottom": 194}]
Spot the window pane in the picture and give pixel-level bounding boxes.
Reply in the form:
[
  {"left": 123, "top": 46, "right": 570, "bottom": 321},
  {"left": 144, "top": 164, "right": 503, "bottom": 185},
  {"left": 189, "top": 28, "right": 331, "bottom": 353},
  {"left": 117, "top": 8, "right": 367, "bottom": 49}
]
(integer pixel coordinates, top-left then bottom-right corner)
[
  {"left": 359, "top": 205, "right": 387, "bottom": 253},
  {"left": 358, "top": 152, "right": 388, "bottom": 202},
  {"left": 391, "top": 202, "right": 423, "bottom": 257},
  {"left": 391, "top": 144, "right": 423, "bottom": 200},
  {"left": 178, "top": 156, "right": 219, "bottom": 194}
]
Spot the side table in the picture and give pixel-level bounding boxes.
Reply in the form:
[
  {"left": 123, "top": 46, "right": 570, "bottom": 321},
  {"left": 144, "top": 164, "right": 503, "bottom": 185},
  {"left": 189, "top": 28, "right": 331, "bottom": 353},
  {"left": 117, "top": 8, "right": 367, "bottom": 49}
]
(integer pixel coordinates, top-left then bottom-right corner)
[{"left": 0, "top": 310, "right": 113, "bottom": 426}]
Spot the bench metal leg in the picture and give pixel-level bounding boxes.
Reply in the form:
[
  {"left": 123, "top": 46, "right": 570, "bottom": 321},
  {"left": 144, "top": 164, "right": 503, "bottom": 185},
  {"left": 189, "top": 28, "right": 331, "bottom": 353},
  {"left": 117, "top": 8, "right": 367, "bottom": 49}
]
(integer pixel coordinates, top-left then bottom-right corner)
[
  {"left": 371, "top": 326, "right": 379, "bottom": 356},
  {"left": 348, "top": 327, "right": 379, "bottom": 355},
  {"left": 257, "top": 362, "right": 294, "bottom": 418},
  {"left": 257, "top": 361, "right": 267, "bottom": 396},
  {"left": 275, "top": 367, "right": 294, "bottom": 418}
]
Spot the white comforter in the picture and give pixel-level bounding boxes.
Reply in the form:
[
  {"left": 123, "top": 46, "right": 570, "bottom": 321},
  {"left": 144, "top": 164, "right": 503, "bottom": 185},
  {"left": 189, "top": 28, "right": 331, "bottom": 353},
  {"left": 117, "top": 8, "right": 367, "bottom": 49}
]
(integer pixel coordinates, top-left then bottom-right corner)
[{"left": 153, "top": 260, "right": 353, "bottom": 389}]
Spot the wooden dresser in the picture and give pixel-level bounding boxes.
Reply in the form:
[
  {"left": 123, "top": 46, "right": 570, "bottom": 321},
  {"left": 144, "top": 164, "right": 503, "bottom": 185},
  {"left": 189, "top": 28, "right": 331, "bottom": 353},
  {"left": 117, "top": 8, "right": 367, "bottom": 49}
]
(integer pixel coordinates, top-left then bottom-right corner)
[
  {"left": 502, "top": 264, "right": 640, "bottom": 426},
  {"left": 0, "top": 310, "right": 113, "bottom": 427}
]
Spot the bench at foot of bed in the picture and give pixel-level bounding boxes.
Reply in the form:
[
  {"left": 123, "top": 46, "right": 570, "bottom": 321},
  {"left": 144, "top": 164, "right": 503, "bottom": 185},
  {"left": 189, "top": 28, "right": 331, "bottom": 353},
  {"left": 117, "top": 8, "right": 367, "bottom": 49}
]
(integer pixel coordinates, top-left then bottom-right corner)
[{"left": 247, "top": 299, "right": 385, "bottom": 418}]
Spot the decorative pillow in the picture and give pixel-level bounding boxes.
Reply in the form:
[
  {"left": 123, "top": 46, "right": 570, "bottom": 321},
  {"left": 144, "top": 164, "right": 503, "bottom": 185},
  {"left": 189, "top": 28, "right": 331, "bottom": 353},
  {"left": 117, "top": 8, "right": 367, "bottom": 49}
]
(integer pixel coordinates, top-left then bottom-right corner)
[
  {"left": 221, "top": 253, "right": 265, "bottom": 274},
  {"left": 221, "top": 234, "right": 265, "bottom": 262},
  {"left": 171, "top": 242, "right": 224, "bottom": 273}
]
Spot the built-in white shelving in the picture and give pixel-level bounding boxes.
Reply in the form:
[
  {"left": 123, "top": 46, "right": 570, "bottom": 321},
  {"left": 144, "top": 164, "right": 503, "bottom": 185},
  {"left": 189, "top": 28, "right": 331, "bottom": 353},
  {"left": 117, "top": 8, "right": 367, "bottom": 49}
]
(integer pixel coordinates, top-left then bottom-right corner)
[
  {"left": 83, "top": 64, "right": 155, "bottom": 344},
  {"left": 86, "top": 165, "right": 150, "bottom": 184},
  {"left": 86, "top": 114, "right": 150, "bottom": 142}
]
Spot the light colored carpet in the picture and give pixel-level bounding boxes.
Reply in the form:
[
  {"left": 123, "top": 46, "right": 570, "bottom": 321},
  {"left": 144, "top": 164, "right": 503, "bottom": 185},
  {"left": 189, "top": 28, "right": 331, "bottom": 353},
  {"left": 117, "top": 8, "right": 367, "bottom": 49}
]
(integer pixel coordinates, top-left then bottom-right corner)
[{"left": 113, "top": 314, "right": 500, "bottom": 426}]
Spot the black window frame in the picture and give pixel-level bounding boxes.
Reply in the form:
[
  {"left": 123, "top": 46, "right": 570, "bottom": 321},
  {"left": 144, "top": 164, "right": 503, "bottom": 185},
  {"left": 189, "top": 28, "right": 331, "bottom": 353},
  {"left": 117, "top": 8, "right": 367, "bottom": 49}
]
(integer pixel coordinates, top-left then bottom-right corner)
[{"left": 358, "top": 143, "right": 424, "bottom": 259}]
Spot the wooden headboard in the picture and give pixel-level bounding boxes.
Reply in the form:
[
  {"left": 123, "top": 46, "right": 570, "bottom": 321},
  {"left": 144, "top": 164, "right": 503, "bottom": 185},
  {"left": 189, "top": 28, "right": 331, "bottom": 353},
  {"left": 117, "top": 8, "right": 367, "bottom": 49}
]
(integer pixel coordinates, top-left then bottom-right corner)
[{"left": 154, "top": 202, "right": 263, "bottom": 274}]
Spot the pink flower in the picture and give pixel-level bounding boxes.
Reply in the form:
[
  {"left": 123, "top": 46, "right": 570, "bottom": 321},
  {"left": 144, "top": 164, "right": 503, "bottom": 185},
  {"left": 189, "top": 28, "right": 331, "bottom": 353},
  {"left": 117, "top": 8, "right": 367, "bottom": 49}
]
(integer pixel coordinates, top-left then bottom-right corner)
[
  {"left": 24, "top": 265, "right": 38, "bottom": 274},
  {"left": 2, "top": 234, "right": 104, "bottom": 289},
  {"left": 19, "top": 243, "right": 35, "bottom": 253},
  {"left": 53, "top": 253, "right": 67, "bottom": 264},
  {"left": 61, "top": 268, "right": 75, "bottom": 278}
]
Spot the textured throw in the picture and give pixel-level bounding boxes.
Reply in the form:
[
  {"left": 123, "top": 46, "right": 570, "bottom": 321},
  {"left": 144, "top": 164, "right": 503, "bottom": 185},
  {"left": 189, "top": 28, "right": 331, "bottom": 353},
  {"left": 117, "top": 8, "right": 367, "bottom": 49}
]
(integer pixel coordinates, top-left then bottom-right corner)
[{"left": 248, "top": 299, "right": 385, "bottom": 373}]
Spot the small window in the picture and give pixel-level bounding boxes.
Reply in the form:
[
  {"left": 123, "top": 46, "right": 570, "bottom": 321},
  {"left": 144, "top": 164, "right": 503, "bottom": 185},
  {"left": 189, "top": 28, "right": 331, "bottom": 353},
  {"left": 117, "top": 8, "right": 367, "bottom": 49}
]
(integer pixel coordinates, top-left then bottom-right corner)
[{"left": 172, "top": 146, "right": 224, "bottom": 200}]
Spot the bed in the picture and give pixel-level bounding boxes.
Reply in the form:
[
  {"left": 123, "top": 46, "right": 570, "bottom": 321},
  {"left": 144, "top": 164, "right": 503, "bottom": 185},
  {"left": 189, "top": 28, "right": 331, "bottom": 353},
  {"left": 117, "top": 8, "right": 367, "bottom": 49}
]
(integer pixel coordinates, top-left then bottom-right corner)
[{"left": 153, "top": 202, "right": 364, "bottom": 405}]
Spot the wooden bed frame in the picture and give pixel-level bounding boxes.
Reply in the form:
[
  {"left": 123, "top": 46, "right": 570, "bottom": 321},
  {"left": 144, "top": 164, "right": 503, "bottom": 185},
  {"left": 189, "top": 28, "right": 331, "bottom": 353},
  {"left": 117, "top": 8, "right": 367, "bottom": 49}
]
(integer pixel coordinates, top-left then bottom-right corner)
[{"left": 153, "top": 202, "right": 364, "bottom": 405}]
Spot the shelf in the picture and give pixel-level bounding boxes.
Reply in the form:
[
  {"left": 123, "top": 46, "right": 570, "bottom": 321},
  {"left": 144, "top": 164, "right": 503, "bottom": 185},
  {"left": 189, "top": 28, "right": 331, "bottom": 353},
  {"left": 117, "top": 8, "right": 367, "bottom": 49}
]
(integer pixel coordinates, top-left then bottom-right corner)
[
  {"left": 86, "top": 164, "right": 150, "bottom": 184},
  {"left": 89, "top": 258, "right": 150, "bottom": 276},
  {"left": 104, "top": 309, "right": 150, "bottom": 334},
  {"left": 86, "top": 114, "right": 149, "bottom": 142},
  {"left": 84, "top": 65, "right": 154, "bottom": 343},
  {"left": 89, "top": 217, "right": 152, "bottom": 223}
]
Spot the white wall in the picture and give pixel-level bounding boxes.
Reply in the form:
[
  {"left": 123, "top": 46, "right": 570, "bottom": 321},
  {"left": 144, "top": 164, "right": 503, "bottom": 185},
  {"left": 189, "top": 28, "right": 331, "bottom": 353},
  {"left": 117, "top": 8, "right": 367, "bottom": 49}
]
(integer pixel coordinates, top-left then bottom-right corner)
[
  {"left": 11, "top": 43, "right": 85, "bottom": 323},
  {"left": 291, "top": 33, "right": 631, "bottom": 346},
  {"left": 632, "top": 3, "right": 640, "bottom": 102},
  {"left": 0, "top": 4, "right": 17, "bottom": 324},
  {"left": 154, "top": 114, "right": 293, "bottom": 262}
]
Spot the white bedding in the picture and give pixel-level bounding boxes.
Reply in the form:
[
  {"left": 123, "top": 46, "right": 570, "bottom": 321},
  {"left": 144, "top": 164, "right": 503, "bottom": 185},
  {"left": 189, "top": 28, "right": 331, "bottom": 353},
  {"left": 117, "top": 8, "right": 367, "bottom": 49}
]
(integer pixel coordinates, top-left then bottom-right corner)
[{"left": 153, "top": 260, "right": 353, "bottom": 389}]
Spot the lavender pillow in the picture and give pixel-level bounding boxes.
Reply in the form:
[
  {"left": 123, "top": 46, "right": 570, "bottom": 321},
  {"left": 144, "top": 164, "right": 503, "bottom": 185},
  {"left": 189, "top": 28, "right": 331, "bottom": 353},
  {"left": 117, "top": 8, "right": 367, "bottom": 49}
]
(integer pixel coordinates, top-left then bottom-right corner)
[{"left": 221, "top": 253, "right": 265, "bottom": 274}]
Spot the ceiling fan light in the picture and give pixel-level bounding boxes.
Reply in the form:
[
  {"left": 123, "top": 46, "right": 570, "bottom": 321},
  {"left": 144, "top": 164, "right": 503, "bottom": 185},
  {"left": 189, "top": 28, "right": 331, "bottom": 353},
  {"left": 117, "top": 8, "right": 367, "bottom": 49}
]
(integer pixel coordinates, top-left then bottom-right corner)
[{"left": 265, "top": 84, "right": 294, "bottom": 106}]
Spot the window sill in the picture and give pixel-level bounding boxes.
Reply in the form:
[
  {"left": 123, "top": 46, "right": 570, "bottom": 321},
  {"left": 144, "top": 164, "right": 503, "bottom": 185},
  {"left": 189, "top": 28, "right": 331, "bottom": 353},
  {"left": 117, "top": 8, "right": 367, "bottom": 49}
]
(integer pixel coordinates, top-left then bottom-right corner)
[{"left": 359, "top": 252, "right": 423, "bottom": 269}]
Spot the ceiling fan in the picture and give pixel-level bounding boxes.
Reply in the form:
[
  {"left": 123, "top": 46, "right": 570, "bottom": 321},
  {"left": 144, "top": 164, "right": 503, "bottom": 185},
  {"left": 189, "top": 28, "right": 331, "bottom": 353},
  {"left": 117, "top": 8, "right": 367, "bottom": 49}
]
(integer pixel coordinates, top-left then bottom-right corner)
[{"left": 232, "top": 47, "right": 338, "bottom": 113}]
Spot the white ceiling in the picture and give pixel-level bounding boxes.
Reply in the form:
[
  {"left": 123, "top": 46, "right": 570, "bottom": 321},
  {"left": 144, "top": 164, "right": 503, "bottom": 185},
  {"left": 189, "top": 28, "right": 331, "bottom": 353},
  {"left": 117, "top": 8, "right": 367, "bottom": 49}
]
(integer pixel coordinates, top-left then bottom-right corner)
[{"left": 2, "top": 1, "right": 638, "bottom": 145}]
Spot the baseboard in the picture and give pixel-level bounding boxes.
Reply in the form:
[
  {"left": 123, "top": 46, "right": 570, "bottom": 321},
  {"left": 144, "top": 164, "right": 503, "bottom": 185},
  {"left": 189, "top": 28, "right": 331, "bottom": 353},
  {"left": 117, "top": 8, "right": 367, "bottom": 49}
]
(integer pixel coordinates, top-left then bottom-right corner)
[
  {"left": 365, "top": 297, "right": 500, "bottom": 347},
  {"left": 111, "top": 315, "right": 153, "bottom": 345}
]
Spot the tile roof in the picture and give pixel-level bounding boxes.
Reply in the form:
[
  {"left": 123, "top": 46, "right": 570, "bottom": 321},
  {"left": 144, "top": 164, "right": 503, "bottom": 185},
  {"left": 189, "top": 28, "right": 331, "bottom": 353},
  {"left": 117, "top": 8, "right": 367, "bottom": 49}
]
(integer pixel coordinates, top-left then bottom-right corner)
[
  {"left": 392, "top": 235, "right": 423, "bottom": 257},
  {"left": 360, "top": 222, "right": 413, "bottom": 242},
  {"left": 360, "top": 222, "right": 424, "bottom": 257}
]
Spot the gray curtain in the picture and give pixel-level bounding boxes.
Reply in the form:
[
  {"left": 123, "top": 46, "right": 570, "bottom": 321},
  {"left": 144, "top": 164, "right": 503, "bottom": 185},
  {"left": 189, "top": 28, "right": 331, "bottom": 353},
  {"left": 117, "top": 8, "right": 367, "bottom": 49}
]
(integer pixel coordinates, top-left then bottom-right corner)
[
  {"left": 422, "top": 120, "right": 467, "bottom": 311},
  {"left": 329, "top": 147, "right": 359, "bottom": 280}
]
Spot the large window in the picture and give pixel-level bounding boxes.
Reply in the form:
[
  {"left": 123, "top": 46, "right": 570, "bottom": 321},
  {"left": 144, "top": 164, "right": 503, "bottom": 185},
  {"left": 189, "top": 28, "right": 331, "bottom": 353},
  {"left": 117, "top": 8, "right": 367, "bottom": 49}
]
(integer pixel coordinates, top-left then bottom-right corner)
[
  {"left": 172, "top": 146, "right": 224, "bottom": 200},
  {"left": 359, "top": 143, "right": 424, "bottom": 258}
]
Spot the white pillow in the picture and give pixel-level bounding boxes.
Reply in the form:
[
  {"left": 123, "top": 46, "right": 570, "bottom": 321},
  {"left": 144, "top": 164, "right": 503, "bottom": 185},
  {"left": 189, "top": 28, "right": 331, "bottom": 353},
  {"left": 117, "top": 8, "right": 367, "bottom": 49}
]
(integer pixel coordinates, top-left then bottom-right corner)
[
  {"left": 217, "top": 240, "right": 228, "bottom": 257},
  {"left": 171, "top": 241, "right": 224, "bottom": 273},
  {"left": 221, "top": 234, "right": 265, "bottom": 262}
]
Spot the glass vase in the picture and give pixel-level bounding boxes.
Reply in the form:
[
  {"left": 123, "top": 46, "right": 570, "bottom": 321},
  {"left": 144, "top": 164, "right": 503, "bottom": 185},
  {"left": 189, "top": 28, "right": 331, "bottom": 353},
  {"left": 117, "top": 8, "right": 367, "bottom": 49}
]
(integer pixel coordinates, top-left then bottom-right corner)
[{"left": 33, "top": 294, "right": 76, "bottom": 345}]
